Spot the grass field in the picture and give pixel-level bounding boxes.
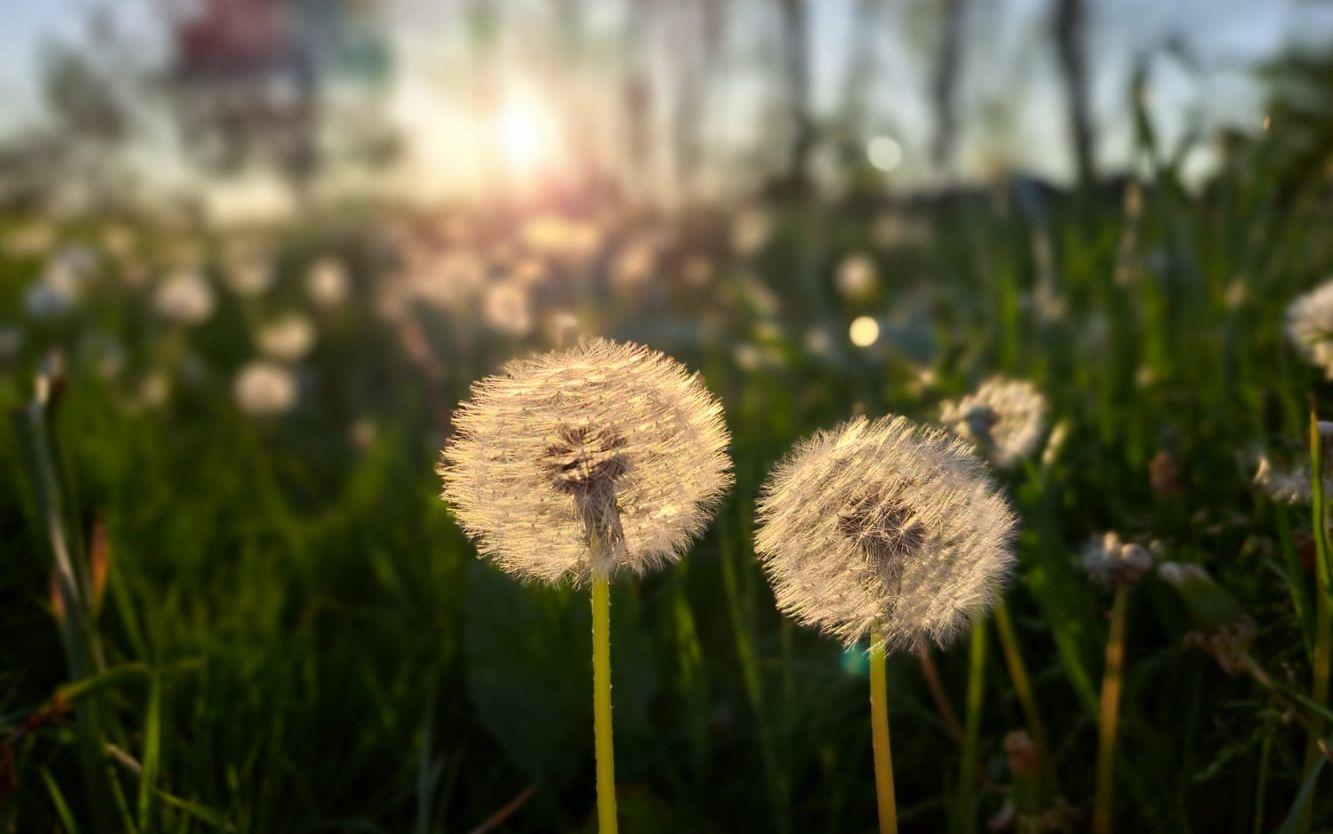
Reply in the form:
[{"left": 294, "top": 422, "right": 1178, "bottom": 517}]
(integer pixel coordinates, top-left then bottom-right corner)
[{"left": 3, "top": 136, "right": 1333, "bottom": 833}]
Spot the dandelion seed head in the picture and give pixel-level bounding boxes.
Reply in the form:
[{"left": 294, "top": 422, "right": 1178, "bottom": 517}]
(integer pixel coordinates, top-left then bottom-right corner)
[
  {"left": 257, "top": 314, "right": 317, "bottom": 362},
  {"left": 836, "top": 254, "right": 878, "bottom": 300},
  {"left": 483, "top": 280, "right": 533, "bottom": 337},
  {"left": 1079, "top": 532, "right": 1152, "bottom": 588},
  {"left": 940, "top": 376, "right": 1047, "bottom": 468},
  {"left": 1253, "top": 455, "right": 1324, "bottom": 504},
  {"left": 755, "top": 415, "right": 1017, "bottom": 651},
  {"left": 307, "top": 257, "right": 350, "bottom": 308},
  {"left": 234, "top": 360, "right": 298, "bottom": 416},
  {"left": 154, "top": 269, "right": 215, "bottom": 325},
  {"left": 440, "top": 339, "right": 733, "bottom": 584},
  {"left": 1286, "top": 279, "right": 1333, "bottom": 377}
]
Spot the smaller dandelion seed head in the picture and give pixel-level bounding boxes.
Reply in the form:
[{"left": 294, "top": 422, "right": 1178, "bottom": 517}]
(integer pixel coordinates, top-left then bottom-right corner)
[
  {"left": 1287, "top": 279, "right": 1333, "bottom": 377},
  {"left": 307, "top": 257, "right": 350, "bottom": 307},
  {"left": 755, "top": 415, "right": 1017, "bottom": 652},
  {"left": 1253, "top": 454, "right": 1327, "bottom": 505},
  {"left": 940, "top": 376, "right": 1047, "bottom": 469},
  {"left": 257, "top": 314, "right": 316, "bottom": 362},
  {"left": 483, "top": 280, "right": 533, "bottom": 336},
  {"left": 234, "top": 360, "right": 298, "bottom": 416},
  {"left": 154, "top": 270, "right": 215, "bottom": 325},
  {"left": 1079, "top": 532, "right": 1152, "bottom": 589}
]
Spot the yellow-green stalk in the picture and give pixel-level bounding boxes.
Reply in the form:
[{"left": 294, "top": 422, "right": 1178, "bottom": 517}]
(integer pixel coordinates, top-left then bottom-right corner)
[
  {"left": 591, "top": 571, "right": 618, "bottom": 834},
  {"left": 1300, "top": 406, "right": 1331, "bottom": 833},
  {"left": 958, "top": 620, "right": 987, "bottom": 833},
  {"left": 869, "top": 639, "right": 898, "bottom": 834},
  {"left": 992, "top": 602, "right": 1057, "bottom": 792}
]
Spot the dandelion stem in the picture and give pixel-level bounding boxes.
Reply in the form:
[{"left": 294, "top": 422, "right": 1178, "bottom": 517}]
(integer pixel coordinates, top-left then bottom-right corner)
[
  {"left": 914, "top": 642, "right": 964, "bottom": 745},
  {"left": 591, "top": 570, "right": 618, "bottom": 834},
  {"left": 1092, "top": 586, "right": 1129, "bottom": 834},
  {"left": 1300, "top": 404, "right": 1331, "bottom": 833},
  {"left": 958, "top": 620, "right": 987, "bottom": 834},
  {"left": 992, "top": 602, "right": 1057, "bottom": 793},
  {"left": 869, "top": 639, "right": 898, "bottom": 834}
]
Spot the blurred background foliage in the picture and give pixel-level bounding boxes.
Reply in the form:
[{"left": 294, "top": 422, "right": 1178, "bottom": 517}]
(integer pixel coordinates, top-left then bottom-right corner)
[{"left": 2, "top": 1, "right": 1333, "bottom": 832}]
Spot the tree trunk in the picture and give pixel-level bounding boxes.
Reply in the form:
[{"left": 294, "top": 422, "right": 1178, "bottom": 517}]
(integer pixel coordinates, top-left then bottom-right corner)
[
  {"left": 777, "top": 0, "right": 813, "bottom": 192},
  {"left": 930, "top": 0, "right": 966, "bottom": 175},
  {"left": 1054, "top": 0, "right": 1096, "bottom": 187}
]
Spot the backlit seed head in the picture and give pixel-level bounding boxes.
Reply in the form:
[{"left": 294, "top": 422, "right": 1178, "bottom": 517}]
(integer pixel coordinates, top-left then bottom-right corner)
[
  {"left": 940, "top": 376, "right": 1047, "bottom": 469},
  {"left": 1286, "top": 279, "right": 1333, "bottom": 377},
  {"left": 440, "top": 339, "right": 732, "bottom": 584},
  {"left": 755, "top": 415, "right": 1017, "bottom": 651},
  {"left": 1079, "top": 532, "right": 1152, "bottom": 589}
]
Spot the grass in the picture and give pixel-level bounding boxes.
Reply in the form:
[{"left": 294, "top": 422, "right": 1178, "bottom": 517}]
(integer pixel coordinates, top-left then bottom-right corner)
[{"left": 2, "top": 121, "right": 1333, "bottom": 832}]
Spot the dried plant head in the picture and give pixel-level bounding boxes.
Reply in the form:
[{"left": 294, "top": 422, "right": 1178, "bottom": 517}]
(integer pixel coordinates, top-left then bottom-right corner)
[
  {"left": 940, "top": 376, "right": 1047, "bottom": 469},
  {"left": 1078, "top": 532, "right": 1152, "bottom": 589},
  {"left": 440, "top": 338, "right": 732, "bottom": 584},
  {"left": 755, "top": 415, "right": 1017, "bottom": 651},
  {"left": 1286, "top": 279, "right": 1333, "bottom": 377}
]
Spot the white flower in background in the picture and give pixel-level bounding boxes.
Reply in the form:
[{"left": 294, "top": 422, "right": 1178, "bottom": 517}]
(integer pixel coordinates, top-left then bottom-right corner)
[
  {"left": 101, "top": 226, "right": 134, "bottom": 259},
  {"left": 408, "top": 250, "right": 487, "bottom": 312},
  {"left": 545, "top": 309, "right": 583, "bottom": 346},
  {"left": 1286, "top": 279, "right": 1333, "bottom": 377},
  {"left": 684, "top": 255, "right": 715, "bottom": 288},
  {"left": 306, "top": 257, "right": 350, "bottom": 308},
  {"left": 731, "top": 207, "right": 772, "bottom": 256},
  {"left": 610, "top": 239, "right": 657, "bottom": 293},
  {"left": 483, "top": 280, "right": 533, "bottom": 337},
  {"left": 234, "top": 360, "right": 298, "bottom": 416},
  {"left": 135, "top": 371, "right": 171, "bottom": 410},
  {"left": 755, "top": 415, "right": 1017, "bottom": 649},
  {"left": 1253, "top": 455, "right": 1328, "bottom": 504},
  {"left": 1079, "top": 532, "right": 1153, "bottom": 588},
  {"left": 154, "top": 269, "right": 215, "bottom": 325},
  {"left": 836, "top": 253, "right": 879, "bottom": 301},
  {"left": 256, "top": 314, "right": 317, "bottom": 362},
  {"left": 224, "top": 248, "right": 275, "bottom": 297},
  {"left": 24, "top": 273, "right": 78, "bottom": 319},
  {"left": 5, "top": 222, "right": 54, "bottom": 257},
  {"left": 940, "top": 376, "right": 1048, "bottom": 469}
]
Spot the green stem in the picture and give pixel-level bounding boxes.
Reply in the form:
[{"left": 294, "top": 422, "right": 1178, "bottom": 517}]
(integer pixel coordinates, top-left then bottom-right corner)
[
  {"left": 869, "top": 640, "right": 898, "bottom": 834},
  {"left": 957, "top": 620, "right": 987, "bottom": 834},
  {"left": 992, "top": 602, "right": 1058, "bottom": 794},
  {"left": 591, "top": 571, "right": 618, "bottom": 834},
  {"left": 1092, "top": 587, "right": 1129, "bottom": 834},
  {"left": 1300, "top": 404, "right": 1331, "bottom": 833}
]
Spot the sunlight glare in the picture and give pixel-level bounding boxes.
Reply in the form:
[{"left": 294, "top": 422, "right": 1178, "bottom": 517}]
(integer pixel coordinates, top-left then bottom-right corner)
[{"left": 497, "top": 89, "right": 559, "bottom": 176}]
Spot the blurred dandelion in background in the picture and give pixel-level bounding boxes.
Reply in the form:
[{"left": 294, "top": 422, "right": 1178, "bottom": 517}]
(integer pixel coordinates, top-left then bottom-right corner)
[
  {"left": 940, "top": 377, "right": 1047, "bottom": 469},
  {"left": 234, "top": 360, "right": 298, "bottom": 416},
  {"left": 1286, "top": 278, "right": 1333, "bottom": 377},
  {"left": 153, "top": 269, "right": 215, "bottom": 325}
]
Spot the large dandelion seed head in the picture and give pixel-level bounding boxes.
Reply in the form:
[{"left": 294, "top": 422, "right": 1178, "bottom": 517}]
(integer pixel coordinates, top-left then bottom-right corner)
[
  {"left": 440, "top": 339, "right": 733, "bottom": 584},
  {"left": 755, "top": 415, "right": 1017, "bottom": 651},
  {"left": 940, "top": 376, "right": 1047, "bottom": 469},
  {"left": 1286, "top": 280, "right": 1333, "bottom": 377}
]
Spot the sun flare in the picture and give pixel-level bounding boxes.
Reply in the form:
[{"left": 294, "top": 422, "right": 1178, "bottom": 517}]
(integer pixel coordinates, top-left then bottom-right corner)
[{"left": 497, "top": 89, "right": 559, "bottom": 176}]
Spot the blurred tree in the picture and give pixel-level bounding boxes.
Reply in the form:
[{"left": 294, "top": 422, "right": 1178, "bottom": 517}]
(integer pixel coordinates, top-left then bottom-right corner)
[
  {"left": 162, "top": 0, "right": 395, "bottom": 201},
  {"left": 775, "top": 0, "right": 814, "bottom": 193},
  {"left": 1259, "top": 45, "right": 1333, "bottom": 197},
  {"left": 1053, "top": 0, "right": 1096, "bottom": 187},
  {"left": 930, "top": 0, "right": 967, "bottom": 175}
]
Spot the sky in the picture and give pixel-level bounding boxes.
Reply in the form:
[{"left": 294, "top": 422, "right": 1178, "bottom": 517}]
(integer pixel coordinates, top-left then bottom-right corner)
[{"left": 3, "top": 0, "right": 1332, "bottom": 208}]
